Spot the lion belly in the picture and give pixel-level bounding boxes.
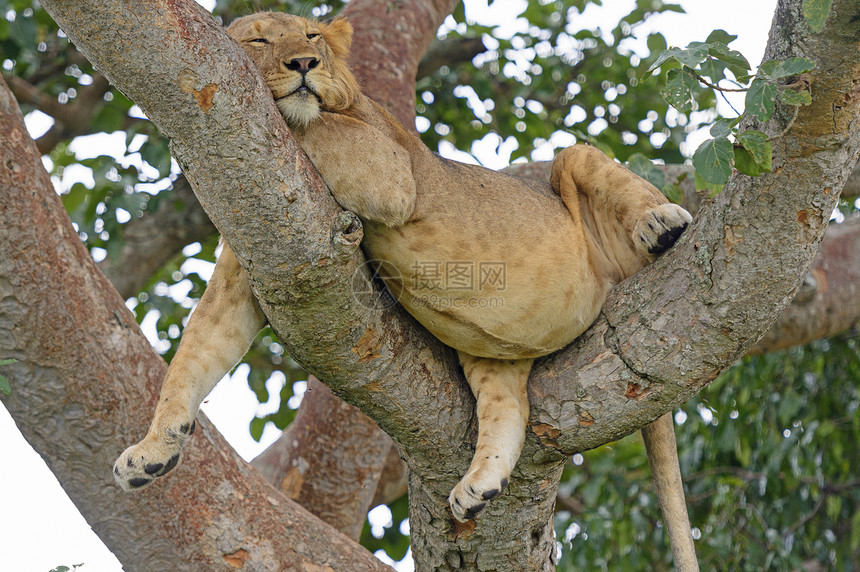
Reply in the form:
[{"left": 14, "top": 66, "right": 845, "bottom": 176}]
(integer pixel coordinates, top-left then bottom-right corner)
[{"left": 361, "top": 165, "right": 610, "bottom": 360}]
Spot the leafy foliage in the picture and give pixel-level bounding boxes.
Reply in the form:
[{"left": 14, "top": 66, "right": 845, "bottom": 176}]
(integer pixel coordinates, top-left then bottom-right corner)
[
  {"left": 644, "top": 29, "right": 817, "bottom": 190},
  {"left": 552, "top": 337, "right": 860, "bottom": 571},
  {"left": 417, "top": 0, "right": 705, "bottom": 167},
  {"left": 360, "top": 494, "right": 412, "bottom": 562}
]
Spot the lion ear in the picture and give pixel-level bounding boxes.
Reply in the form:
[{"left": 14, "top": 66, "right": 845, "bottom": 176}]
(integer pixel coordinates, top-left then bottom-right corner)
[{"left": 319, "top": 16, "right": 353, "bottom": 59}]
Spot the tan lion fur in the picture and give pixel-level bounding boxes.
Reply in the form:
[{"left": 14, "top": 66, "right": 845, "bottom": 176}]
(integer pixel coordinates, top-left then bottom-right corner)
[{"left": 114, "top": 12, "right": 696, "bottom": 568}]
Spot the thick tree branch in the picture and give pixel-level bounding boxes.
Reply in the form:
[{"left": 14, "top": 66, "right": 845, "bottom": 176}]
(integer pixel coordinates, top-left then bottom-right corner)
[
  {"left": 246, "top": 0, "right": 459, "bottom": 535},
  {"left": 44, "top": 0, "right": 859, "bottom": 500},
  {"left": 341, "top": 0, "right": 460, "bottom": 129},
  {"left": 504, "top": 162, "right": 860, "bottom": 354},
  {"left": 0, "top": 76, "right": 390, "bottom": 571},
  {"left": 250, "top": 377, "right": 396, "bottom": 540},
  {"left": 5, "top": 73, "right": 68, "bottom": 119},
  {"left": 5, "top": 71, "right": 116, "bottom": 154}
]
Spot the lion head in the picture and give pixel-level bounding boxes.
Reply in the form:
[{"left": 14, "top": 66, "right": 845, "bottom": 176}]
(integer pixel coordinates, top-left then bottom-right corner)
[{"left": 227, "top": 13, "right": 360, "bottom": 128}]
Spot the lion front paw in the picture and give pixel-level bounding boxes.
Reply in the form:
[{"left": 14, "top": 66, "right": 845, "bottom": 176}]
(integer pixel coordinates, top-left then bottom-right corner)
[
  {"left": 113, "top": 419, "right": 196, "bottom": 491},
  {"left": 634, "top": 203, "right": 692, "bottom": 257},
  {"left": 448, "top": 464, "right": 510, "bottom": 522}
]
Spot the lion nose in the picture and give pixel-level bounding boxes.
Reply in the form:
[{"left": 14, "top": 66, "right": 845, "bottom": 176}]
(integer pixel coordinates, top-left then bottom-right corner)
[{"left": 285, "top": 57, "right": 319, "bottom": 74}]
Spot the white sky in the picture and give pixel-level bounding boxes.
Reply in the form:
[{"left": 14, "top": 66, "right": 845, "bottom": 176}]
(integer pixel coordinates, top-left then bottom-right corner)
[{"left": 0, "top": 1, "right": 777, "bottom": 570}]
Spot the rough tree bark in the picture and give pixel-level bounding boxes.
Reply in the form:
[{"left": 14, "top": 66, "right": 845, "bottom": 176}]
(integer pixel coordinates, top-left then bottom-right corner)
[
  {"left": 751, "top": 217, "right": 860, "bottom": 354},
  {"left": 2, "top": 0, "right": 858, "bottom": 570}
]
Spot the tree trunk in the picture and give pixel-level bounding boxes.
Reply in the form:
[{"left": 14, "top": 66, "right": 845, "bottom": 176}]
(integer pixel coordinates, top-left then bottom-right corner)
[{"left": 8, "top": 0, "right": 860, "bottom": 569}]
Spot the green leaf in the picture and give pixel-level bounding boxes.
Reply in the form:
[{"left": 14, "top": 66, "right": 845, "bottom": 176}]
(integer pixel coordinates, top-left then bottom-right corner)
[
  {"left": 270, "top": 407, "right": 297, "bottom": 430},
  {"left": 707, "top": 43, "right": 751, "bottom": 79},
  {"left": 777, "top": 391, "right": 803, "bottom": 423},
  {"left": 759, "top": 57, "right": 816, "bottom": 81},
  {"left": 9, "top": 12, "right": 37, "bottom": 49},
  {"left": 705, "top": 29, "right": 738, "bottom": 46},
  {"left": 249, "top": 416, "right": 266, "bottom": 442},
  {"left": 626, "top": 153, "right": 666, "bottom": 190},
  {"left": 0, "top": 358, "right": 14, "bottom": 396},
  {"left": 247, "top": 368, "right": 269, "bottom": 403},
  {"left": 642, "top": 46, "right": 680, "bottom": 79},
  {"left": 709, "top": 119, "right": 733, "bottom": 139},
  {"left": 736, "top": 130, "right": 772, "bottom": 174},
  {"left": 91, "top": 104, "right": 125, "bottom": 134},
  {"left": 773, "top": 57, "right": 816, "bottom": 78},
  {"left": 745, "top": 78, "right": 778, "bottom": 121},
  {"left": 734, "top": 436, "right": 752, "bottom": 466},
  {"left": 660, "top": 3, "right": 685, "bottom": 14},
  {"left": 645, "top": 33, "right": 668, "bottom": 60},
  {"left": 699, "top": 57, "right": 727, "bottom": 83},
  {"left": 851, "top": 510, "right": 860, "bottom": 551},
  {"left": 779, "top": 88, "right": 812, "bottom": 106},
  {"left": 663, "top": 67, "right": 698, "bottom": 112},
  {"left": 758, "top": 59, "right": 780, "bottom": 78},
  {"left": 138, "top": 137, "right": 172, "bottom": 178},
  {"left": 734, "top": 147, "right": 765, "bottom": 177},
  {"left": 674, "top": 42, "right": 710, "bottom": 69},
  {"left": 661, "top": 183, "right": 684, "bottom": 205},
  {"left": 826, "top": 494, "right": 842, "bottom": 520},
  {"left": 694, "top": 170, "right": 724, "bottom": 198},
  {"left": 692, "top": 136, "right": 733, "bottom": 185},
  {"left": 802, "top": 0, "right": 833, "bottom": 33}
]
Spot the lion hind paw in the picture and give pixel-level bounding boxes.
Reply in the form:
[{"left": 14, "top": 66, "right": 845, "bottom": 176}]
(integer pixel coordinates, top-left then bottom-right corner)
[{"left": 634, "top": 203, "right": 692, "bottom": 257}]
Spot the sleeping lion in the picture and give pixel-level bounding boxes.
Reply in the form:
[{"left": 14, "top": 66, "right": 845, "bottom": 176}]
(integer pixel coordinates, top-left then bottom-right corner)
[{"left": 114, "top": 11, "right": 697, "bottom": 569}]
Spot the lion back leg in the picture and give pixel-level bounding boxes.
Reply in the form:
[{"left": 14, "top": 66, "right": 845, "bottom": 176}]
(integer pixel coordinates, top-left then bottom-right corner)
[
  {"left": 113, "top": 243, "right": 267, "bottom": 490},
  {"left": 550, "top": 144, "right": 692, "bottom": 277},
  {"left": 552, "top": 145, "right": 698, "bottom": 568},
  {"left": 448, "top": 353, "right": 534, "bottom": 521}
]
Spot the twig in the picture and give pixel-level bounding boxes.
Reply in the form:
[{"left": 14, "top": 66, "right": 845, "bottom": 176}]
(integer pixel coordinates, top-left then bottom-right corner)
[
  {"left": 785, "top": 494, "right": 826, "bottom": 538},
  {"left": 695, "top": 73, "right": 747, "bottom": 92}
]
